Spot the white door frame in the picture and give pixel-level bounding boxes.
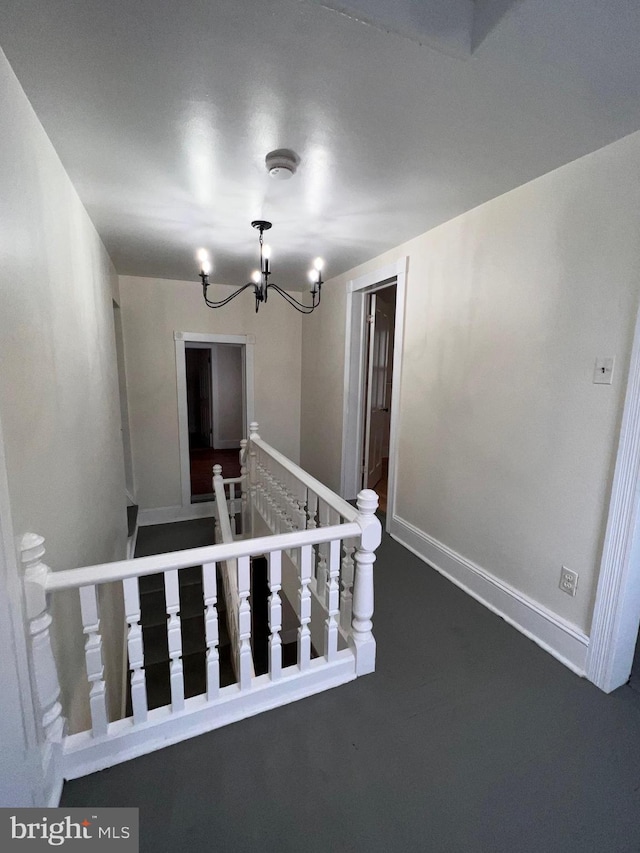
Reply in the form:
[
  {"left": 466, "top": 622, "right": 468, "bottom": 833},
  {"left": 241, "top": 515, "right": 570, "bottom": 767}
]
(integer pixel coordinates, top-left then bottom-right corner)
[
  {"left": 362, "top": 292, "right": 377, "bottom": 490},
  {"left": 587, "top": 303, "right": 640, "bottom": 692},
  {"left": 340, "top": 257, "right": 407, "bottom": 527},
  {"left": 175, "top": 331, "right": 255, "bottom": 509}
]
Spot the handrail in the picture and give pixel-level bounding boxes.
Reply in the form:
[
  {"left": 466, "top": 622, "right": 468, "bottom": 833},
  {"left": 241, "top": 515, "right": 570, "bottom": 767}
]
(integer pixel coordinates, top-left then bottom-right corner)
[
  {"left": 45, "top": 522, "right": 361, "bottom": 592},
  {"left": 214, "top": 475, "right": 234, "bottom": 544},
  {"left": 250, "top": 434, "right": 358, "bottom": 522}
]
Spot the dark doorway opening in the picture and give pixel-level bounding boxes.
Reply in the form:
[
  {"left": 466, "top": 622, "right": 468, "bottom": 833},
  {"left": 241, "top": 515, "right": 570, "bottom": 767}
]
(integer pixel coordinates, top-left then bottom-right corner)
[{"left": 186, "top": 343, "right": 245, "bottom": 501}]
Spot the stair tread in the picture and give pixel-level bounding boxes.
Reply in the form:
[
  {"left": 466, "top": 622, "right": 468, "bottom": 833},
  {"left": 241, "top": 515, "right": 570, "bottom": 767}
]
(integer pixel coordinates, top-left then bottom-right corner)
[
  {"left": 140, "top": 584, "right": 223, "bottom": 628},
  {"left": 139, "top": 565, "right": 203, "bottom": 594},
  {"left": 127, "top": 553, "right": 285, "bottom": 715},
  {"left": 140, "top": 648, "right": 237, "bottom": 711}
]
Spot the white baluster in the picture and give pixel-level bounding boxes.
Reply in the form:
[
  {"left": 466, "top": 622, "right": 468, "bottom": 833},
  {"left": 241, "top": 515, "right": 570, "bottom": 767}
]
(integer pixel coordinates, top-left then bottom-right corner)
[
  {"left": 306, "top": 490, "right": 318, "bottom": 532},
  {"left": 229, "top": 482, "right": 237, "bottom": 536},
  {"left": 240, "top": 438, "right": 249, "bottom": 535},
  {"left": 213, "top": 463, "right": 224, "bottom": 537},
  {"left": 286, "top": 479, "right": 305, "bottom": 569},
  {"left": 164, "top": 570, "right": 184, "bottom": 712},
  {"left": 278, "top": 476, "right": 291, "bottom": 533},
  {"left": 202, "top": 561, "right": 219, "bottom": 700},
  {"left": 284, "top": 474, "right": 297, "bottom": 533},
  {"left": 122, "top": 577, "right": 147, "bottom": 724},
  {"left": 268, "top": 470, "right": 279, "bottom": 532},
  {"left": 306, "top": 490, "right": 319, "bottom": 586},
  {"left": 237, "top": 556, "right": 252, "bottom": 690},
  {"left": 350, "top": 489, "right": 381, "bottom": 675},
  {"left": 316, "top": 501, "right": 330, "bottom": 594},
  {"left": 278, "top": 466, "right": 291, "bottom": 531},
  {"left": 325, "top": 507, "right": 340, "bottom": 605},
  {"left": 324, "top": 539, "right": 341, "bottom": 661},
  {"left": 249, "top": 422, "right": 259, "bottom": 509},
  {"left": 270, "top": 469, "right": 282, "bottom": 533},
  {"left": 295, "top": 480, "right": 307, "bottom": 531},
  {"left": 254, "top": 460, "right": 263, "bottom": 515},
  {"left": 259, "top": 464, "right": 268, "bottom": 525},
  {"left": 20, "top": 533, "right": 65, "bottom": 749},
  {"left": 268, "top": 550, "right": 283, "bottom": 680},
  {"left": 274, "top": 472, "right": 285, "bottom": 532},
  {"left": 266, "top": 471, "right": 277, "bottom": 532},
  {"left": 298, "top": 545, "right": 313, "bottom": 670},
  {"left": 340, "top": 539, "right": 356, "bottom": 631},
  {"left": 79, "top": 585, "right": 109, "bottom": 737}
]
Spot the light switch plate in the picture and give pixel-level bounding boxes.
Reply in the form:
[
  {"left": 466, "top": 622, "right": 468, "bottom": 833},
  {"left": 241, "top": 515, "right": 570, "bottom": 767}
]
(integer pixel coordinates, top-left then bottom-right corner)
[{"left": 593, "top": 357, "right": 614, "bottom": 385}]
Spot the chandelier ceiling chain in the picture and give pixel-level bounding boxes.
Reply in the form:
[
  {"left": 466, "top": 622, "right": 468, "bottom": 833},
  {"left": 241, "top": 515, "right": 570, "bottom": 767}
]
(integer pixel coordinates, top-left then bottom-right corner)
[{"left": 197, "top": 221, "right": 324, "bottom": 314}]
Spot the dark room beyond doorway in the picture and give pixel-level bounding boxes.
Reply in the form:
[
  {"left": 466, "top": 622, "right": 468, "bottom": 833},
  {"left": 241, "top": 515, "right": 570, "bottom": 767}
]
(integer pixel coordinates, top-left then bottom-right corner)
[{"left": 185, "top": 343, "right": 245, "bottom": 501}]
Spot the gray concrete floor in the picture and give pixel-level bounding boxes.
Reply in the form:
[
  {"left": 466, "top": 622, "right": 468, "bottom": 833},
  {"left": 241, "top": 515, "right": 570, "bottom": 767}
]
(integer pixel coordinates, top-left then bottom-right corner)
[{"left": 62, "top": 520, "right": 640, "bottom": 852}]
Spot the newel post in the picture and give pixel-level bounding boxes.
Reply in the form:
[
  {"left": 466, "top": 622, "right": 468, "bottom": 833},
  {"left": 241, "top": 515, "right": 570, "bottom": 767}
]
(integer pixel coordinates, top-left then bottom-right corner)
[
  {"left": 20, "top": 533, "right": 65, "bottom": 753},
  {"left": 350, "top": 490, "right": 381, "bottom": 675},
  {"left": 213, "top": 464, "right": 223, "bottom": 544}
]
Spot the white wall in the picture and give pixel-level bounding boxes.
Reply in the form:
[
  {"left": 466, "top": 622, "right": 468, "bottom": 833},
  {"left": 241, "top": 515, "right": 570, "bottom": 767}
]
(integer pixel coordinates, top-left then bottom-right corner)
[
  {"left": 0, "top": 48, "right": 128, "bottom": 775},
  {"left": 213, "top": 344, "right": 244, "bottom": 446},
  {"left": 119, "top": 276, "right": 302, "bottom": 510},
  {"left": 301, "top": 129, "right": 640, "bottom": 651}
]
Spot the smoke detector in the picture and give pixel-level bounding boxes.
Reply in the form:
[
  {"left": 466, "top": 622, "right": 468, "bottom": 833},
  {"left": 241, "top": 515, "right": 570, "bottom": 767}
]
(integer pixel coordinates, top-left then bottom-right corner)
[{"left": 265, "top": 149, "right": 300, "bottom": 180}]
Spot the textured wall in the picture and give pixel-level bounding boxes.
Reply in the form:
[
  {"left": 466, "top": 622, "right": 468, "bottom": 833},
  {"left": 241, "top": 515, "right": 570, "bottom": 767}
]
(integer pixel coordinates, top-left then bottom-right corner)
[
  {"left": 119, "top": 276, "right": 302, "bottom": 510},
  {"left": 0, "top": 50, "right": 127, "bottom": 736},
  {"left": 301, "top": 129, "right": 640, "bottom": 636}
]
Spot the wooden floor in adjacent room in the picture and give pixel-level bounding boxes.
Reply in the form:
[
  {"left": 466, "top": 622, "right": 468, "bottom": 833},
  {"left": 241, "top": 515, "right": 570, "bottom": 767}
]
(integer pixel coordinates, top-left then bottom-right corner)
[
  {"left": 189, "top": 447, "right": 241, "bottom": 499},
  {"left": 62, "top": 519, "right": 640, "bottom": 853}
]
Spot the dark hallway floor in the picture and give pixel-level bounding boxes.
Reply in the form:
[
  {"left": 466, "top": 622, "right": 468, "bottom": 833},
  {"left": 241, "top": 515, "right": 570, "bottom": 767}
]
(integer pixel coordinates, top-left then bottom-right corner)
[{"left": 62, "top": 520, "right": 640, "bottom": 852}]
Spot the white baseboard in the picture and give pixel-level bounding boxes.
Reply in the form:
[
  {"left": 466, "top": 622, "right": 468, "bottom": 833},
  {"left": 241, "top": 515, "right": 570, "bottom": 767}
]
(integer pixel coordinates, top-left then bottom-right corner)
[
  {"left": 63, "top": 654, "right": 356, "bottom": 779},
  {"left": 42, "top": 742, "right": 64, "bottom": 807},
  {"left": 389, "top": 514, "right": 589, "bottom": 677},
  {"left": 138, "top": 503, "right": 217, "bottom": 526},
  {"left": 46, "top": 775, "right": 64, "bottom": 808}
]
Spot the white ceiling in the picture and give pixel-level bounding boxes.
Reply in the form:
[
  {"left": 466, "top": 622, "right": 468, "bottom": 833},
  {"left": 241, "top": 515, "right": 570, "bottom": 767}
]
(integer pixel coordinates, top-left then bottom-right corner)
[{"left": 2, "top": 0, "right": 640, "bottom": 290}]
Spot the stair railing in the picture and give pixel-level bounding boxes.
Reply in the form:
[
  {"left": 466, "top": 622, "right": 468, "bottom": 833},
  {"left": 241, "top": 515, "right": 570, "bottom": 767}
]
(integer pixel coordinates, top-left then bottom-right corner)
[
  {"left": 21, "top": 423, "right": 380, "bottom": 781},
  {"left": 212, "top": 463, "right": 254, "bottom": 685},
  {"left": 246, "top": 422, "right": 378, "bottom": 665}
]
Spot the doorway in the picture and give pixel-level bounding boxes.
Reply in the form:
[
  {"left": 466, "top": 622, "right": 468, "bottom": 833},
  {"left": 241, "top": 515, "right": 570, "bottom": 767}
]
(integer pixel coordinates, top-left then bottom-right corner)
[
  {"left": 175, "top": 332, "right": 255, "bottom": 512},
  {"left": 362, "top": 287, "right": 396, "bottom": 511},
  {"left": 186, "top": 342, "right": 245, "bottom": 502},
  {"left": 341, "top": 258, "right": 407, "bottom": 526}
]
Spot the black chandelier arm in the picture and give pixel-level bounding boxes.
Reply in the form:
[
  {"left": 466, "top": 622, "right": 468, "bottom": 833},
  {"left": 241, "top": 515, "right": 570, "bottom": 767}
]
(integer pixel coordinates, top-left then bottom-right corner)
[
  {"left": 266, "top": 283, "right": 321, "bottom": 314},
  {"left": 202, "top": 278, "right": 256, "bottom": 309}
]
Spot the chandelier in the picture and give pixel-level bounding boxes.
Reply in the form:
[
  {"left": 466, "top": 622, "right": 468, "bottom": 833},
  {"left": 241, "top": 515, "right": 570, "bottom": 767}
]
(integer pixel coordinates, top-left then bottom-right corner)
[{"left": 197, "top": 221, "right": 324, "bottom": 314}]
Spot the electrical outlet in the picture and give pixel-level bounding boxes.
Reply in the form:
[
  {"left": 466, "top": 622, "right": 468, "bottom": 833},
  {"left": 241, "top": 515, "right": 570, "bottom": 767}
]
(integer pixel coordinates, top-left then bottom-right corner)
[{"left": 559, "top": 566, "right": 578, "bottom": 597}]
